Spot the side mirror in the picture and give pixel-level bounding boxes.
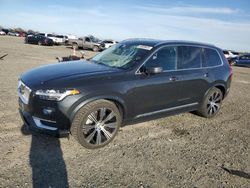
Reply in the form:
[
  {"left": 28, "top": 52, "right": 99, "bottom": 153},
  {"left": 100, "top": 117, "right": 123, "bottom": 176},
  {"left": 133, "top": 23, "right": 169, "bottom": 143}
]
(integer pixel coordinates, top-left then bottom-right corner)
[{"left": 146, "top": 67, "right": 163, "bottom": 75}]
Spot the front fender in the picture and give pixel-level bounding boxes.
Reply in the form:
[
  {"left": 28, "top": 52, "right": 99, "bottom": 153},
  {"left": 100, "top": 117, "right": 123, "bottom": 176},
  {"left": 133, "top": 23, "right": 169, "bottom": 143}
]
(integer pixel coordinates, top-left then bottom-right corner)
[{"left": 68, "top": 94, "right": 127, "bottom": 122}]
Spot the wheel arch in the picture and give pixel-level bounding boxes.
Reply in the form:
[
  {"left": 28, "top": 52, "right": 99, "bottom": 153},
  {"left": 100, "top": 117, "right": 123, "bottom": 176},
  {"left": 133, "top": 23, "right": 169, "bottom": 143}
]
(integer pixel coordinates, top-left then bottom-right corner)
[
  {"left": 69, "top": 95, "right": 127, "bottom": 122},
  {"left": 205, "top": 83, "right": 226, "bottom": 99},
  {"left": 92, "top": 45, "right": 100, "bottom": 51},
  {"left": 214, "top": 85, "right": 226, "bottom": 98}
]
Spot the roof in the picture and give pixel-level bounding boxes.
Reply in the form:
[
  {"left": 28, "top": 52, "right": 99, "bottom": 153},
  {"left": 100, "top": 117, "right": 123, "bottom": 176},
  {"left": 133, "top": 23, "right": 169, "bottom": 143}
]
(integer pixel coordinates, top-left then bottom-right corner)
[{"left": 122, "top": 38, "right": 217, "bottom": 49}]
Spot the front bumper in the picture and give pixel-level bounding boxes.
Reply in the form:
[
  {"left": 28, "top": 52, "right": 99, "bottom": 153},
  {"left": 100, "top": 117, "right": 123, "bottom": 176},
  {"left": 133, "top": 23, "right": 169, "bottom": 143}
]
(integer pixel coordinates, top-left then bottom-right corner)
[
  {"left": 18, "top": 97, "right": 70, "bottom": 137},
  {"left": 19, "top": 108, "right": 69, "bottom": 137}
]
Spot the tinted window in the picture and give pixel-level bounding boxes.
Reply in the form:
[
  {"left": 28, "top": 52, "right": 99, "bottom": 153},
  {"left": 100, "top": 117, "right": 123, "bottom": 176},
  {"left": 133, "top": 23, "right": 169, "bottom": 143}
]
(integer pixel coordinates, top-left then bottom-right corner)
[
  {"left": 223, "top": 50, "right": 229, "bottom": 55},
  {"left": 85, "top": 37, "right": 90, "bottom": 42},
  {"left": 240, "top": 55, "right": 250, "bottom": 60},
  {"left": 178, "top": 46, "right": 201, "bottom": 69},
  {"left": 145, "top": 46, "right": 177, "bottom": 71},
  {"left": 203, "top": 48, "right": 221, "bottom": 67},
  {"left": 92, "top": 43, "right": 151, "bottom": 69},
  {"left": 56, "top": 35, "right": 64, "bottom": 38}
]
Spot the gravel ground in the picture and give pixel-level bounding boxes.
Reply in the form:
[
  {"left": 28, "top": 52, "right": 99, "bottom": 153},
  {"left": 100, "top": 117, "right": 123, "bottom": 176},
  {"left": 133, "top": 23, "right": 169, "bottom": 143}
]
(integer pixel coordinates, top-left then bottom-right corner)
[{"left": 0, "top": 36, "right": 249, "bottom": 188}]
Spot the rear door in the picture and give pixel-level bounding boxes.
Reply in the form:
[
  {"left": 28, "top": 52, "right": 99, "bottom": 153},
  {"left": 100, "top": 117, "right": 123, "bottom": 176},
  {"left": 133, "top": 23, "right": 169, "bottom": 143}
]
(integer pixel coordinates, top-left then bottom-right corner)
[{"left": 176, "top": 46, "right": 208, "bottom": 104}]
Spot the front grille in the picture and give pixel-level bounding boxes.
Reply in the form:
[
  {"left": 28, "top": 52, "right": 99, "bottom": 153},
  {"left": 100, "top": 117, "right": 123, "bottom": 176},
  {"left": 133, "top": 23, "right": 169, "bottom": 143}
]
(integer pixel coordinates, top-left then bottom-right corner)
[{"left": 18, "top": 80, "right": 31, "bottom": 104}]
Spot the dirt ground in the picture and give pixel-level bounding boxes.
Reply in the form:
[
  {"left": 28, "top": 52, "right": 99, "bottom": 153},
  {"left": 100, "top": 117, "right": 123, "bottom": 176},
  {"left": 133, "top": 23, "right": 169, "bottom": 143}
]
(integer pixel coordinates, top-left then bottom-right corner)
[{"left": 0, "top": 36, "right": 249, "bottom": 188}]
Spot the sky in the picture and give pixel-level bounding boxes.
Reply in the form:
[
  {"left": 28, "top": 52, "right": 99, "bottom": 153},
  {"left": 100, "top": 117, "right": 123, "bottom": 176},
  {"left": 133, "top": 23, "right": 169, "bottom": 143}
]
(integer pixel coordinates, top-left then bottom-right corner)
[{"left": 0, "top": 0, "right": 250, "bottom": 51}]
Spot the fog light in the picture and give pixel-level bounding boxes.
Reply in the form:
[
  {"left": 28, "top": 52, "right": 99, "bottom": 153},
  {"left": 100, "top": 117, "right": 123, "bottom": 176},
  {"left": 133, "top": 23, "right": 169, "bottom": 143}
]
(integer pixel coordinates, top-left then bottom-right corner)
[{"left": 42, "top": 107, "right": 55, "bottom": 115}]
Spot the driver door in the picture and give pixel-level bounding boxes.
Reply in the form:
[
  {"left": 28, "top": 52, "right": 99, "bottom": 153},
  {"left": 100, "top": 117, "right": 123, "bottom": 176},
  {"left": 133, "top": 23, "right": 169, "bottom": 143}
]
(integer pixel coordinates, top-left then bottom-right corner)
[{"left": 131, "top": 46, "right": 184, "bottom": 116}]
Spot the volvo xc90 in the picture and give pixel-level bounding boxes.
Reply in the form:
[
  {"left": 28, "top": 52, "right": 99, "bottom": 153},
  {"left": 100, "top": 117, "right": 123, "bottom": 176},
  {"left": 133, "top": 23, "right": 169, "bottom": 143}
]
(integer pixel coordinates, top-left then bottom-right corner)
[{"left": 18, "top": 39, "right": 232, "bottom": 149}]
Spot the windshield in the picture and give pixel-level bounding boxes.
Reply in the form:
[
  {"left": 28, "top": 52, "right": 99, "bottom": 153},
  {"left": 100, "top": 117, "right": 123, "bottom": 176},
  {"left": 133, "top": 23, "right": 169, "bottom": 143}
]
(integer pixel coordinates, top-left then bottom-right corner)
[{"left": 91, "top": 42, "right": 152, "bottom": 69}]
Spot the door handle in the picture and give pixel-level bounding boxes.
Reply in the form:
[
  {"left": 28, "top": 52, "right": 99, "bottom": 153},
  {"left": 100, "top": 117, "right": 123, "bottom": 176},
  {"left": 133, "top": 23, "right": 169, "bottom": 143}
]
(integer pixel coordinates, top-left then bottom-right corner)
[
  {"left": 169, "top": 76, "right": 178, "bottom": 81},
  {"left": 204, "top": 73, "right": 209, "bottom": 77}
]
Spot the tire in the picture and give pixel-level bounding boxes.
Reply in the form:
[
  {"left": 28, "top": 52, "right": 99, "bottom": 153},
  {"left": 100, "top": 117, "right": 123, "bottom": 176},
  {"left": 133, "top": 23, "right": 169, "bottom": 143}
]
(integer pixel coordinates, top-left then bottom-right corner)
[
  {"left": 71, "top": 99, "right": 122, "bottom": 149},
  {"left": 93, "top": 46, "right": 99, "bottom": 52},
  {"left": 38, "top": 41, "right": 42, "bottom": 46},
  {"left": 196, "top": 87, "right": 223, "bottom": 118},
  {"left": 72, "top": 43, "right": 78, "bottom": 50}
]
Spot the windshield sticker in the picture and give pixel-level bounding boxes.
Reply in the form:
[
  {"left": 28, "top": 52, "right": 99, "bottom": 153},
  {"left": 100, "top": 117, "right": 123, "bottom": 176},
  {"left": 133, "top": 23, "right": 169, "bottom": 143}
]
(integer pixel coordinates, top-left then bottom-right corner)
[{"left": 137, "top": 45, "right": 153, "bottom": 50}]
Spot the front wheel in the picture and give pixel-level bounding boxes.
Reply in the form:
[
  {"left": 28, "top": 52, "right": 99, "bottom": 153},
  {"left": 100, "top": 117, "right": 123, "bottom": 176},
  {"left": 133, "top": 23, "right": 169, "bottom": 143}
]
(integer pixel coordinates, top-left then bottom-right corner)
[
  {"left": 93, "top": 46, "right": 99, "bottom": 52},
  {"left": 197, "top": 87, "right": 223, "bottom": 118},
  {"left": 71, "top": 100, "right": 121, "bottom": 149}
]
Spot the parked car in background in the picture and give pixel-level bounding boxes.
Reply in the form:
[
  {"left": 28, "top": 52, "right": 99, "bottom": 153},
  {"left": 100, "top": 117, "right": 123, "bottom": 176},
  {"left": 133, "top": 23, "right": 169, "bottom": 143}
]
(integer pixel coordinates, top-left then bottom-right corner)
[
  {"left": 18, "top": 32, "right": 27, "bottom": 37},
  {"left": 8, "top": 32, "right": 19, "bottom": 37},
  {"left": 2, "top": 29, "right": 9, "bottom": 35},
  {"left": 100, "top": 40, "right": 117, "bottom": 50},
  {"left": 223, "top": 50, "right": 239, "bottom": 65},
  {"left": 66, "top": 34, "right": 78, "bottom": 40},
  {"left": 223, "top": 50, "right": 238, "bottom": 59},
  {"left": 71, "top": 36, "right": 101, "bottom": 51},
  {"left": 25, "top": 35, "right": 54, "bottom": 46},
  {"left": 55, "top": 35, "right": 66, "bottom": 45},
  {"left": 0, "top": 31, "right": 6, "bottom": 35},
  {"left": 38, "top": 33, "right": 61, "bottom": 45},
  {"left": 18, "top": 39, "right": 232, "bottom": 149},
  {"left": 235, "top": 54, "right": 250, "bottom": 67}
]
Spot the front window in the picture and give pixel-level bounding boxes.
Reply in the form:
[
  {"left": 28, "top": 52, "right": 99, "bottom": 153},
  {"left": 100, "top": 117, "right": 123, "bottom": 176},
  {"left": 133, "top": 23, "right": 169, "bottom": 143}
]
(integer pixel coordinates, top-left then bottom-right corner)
[
  {"left": 143, "top": 46, "right": 177, "bottom": 71},
  {"left": 91, "top": 43, "right": 152, "bottom": 69},
  {"left": 85, "top": 37, "right": 90, "bottom": 42}
]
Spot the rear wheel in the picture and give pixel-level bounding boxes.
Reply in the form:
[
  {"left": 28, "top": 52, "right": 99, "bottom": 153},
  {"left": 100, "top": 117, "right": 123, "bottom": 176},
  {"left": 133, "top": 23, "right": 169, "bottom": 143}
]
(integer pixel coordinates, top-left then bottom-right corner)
[
  {"left": 197, "top": 87, "right": 223, "bottom": 118},
  {"left": 71, "top": 100, "right": 121, "bottom": 149}
]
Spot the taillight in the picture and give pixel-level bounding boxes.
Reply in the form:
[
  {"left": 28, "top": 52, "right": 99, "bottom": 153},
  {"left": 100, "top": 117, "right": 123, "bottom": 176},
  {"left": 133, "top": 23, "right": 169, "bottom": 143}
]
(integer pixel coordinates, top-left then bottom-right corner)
[{"left": 229, "top": 62, "right": 233, "bottom": 80}]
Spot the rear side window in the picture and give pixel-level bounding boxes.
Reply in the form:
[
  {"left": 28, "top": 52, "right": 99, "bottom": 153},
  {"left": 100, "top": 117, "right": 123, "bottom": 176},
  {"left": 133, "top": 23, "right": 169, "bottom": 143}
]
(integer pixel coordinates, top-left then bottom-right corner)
[
  {"left": 145, "top": 46, "right": 177, "bottom": 71},
  {"left": 178, "top": 46, "right": 201, "bottom": 69},
  {"left": 203, "top": 48, "right": 222, "bottom": 67}
]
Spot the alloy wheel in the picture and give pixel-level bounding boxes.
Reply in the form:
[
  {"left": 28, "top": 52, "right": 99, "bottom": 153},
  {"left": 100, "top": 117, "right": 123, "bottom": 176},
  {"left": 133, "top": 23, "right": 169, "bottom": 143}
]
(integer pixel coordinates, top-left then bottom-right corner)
[
  {"left": 82, "top": 108, "right": 118, "bottom": 145},
  {"left": 207, "top": 91, "right": 222, "bottom": 115}
]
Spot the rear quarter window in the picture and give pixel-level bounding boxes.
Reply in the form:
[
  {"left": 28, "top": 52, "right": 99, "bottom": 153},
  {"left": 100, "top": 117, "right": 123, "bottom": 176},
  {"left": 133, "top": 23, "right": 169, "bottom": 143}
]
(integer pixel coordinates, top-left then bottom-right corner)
[{"left": 203, "top": 48, "right": 222, "bottom": 67}]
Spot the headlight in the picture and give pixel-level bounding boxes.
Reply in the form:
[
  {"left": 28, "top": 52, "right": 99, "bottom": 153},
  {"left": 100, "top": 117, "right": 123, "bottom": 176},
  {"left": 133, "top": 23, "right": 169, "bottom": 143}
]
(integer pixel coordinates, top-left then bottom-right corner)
[{"left": 35, "top": 89, "right": 80, "bottom": 101}]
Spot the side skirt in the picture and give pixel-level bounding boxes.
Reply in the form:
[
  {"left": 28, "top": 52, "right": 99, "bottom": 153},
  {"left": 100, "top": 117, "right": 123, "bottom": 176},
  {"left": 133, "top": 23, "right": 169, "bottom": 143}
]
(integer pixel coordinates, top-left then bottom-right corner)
[{"left": 135, "top": 102, "right": 199, "bottom": 119}]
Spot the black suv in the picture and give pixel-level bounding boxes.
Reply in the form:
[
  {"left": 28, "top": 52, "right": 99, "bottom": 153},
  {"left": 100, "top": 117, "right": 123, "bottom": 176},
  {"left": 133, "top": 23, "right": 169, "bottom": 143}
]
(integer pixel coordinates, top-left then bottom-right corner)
[{"left": 18, "top": 39, "right": 232, "bottom": 149}]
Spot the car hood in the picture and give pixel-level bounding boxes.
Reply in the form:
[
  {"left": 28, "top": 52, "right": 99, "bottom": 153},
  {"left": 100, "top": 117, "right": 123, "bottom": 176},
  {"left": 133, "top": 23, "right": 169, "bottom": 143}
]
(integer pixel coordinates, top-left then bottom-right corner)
[{"left": 21, "top": 60, "right": 120, "bottom": 88}]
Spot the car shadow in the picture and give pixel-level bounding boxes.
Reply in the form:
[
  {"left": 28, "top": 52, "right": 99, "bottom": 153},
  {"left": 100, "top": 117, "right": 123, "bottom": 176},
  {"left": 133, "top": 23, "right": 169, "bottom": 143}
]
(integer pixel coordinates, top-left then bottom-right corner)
[{"left": 21, "top": 124, "right": 69, "bottom": 188}]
